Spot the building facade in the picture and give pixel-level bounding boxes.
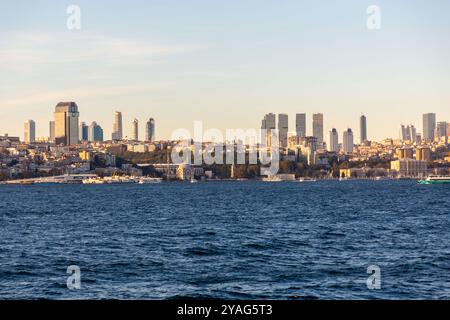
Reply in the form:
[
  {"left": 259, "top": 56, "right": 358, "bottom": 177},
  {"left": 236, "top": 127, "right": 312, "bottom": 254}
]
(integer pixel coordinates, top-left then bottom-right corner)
[
  {"left": 329, "top": 128, "right": 339, "bottom": 152},
  {"left": 343, "top": 128, "right": 354, "bottom": 154},
  {"left": 131, "top": 118, "right": 139, "bottom": 141},
  {"left": 296, "top": 113, "right": 306, "bottom": 138},
  {"left": 278, "top": 114, "right": 288, "bottom": 150},
  {"left": 360, "top": 115, "right": 367, "bottom": 143},
  {"left": 88, "top": 122, "right": 104, "bottom": 142},
  {"left": 423, "top": 113, "right": 436, "bottom": 141},
  {"left": 24, "top": 120, "right": 36, "bottom": 143},
  {"left": 54, "top": 102, "right": 79, "bottom": 145},
  {"left": 145, "top": 118, "right": 156, "bottom": 142},
  {"left": 312, "top": 113, "right": 324, "bottom": 147},
  {"left": 112, "top": 111, "right": 123, "bottom": 140},
  {"left": 79, "top": 122, "right": 89, "bottom": 141}
]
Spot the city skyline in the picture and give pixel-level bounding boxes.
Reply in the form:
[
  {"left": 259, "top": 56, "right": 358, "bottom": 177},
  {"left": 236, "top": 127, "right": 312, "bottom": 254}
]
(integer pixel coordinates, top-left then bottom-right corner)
[
  {"left": 15, "top": 104, "right": 449, "bottom": 145},
  {"left": 1, "top": 1, "right": 450, "bottom": 140}
]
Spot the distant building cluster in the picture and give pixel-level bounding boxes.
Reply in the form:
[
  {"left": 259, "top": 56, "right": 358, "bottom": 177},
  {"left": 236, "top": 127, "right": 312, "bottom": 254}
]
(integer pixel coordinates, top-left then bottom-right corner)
[{"left": 0, "top": 102, "right": 449, "bottom": 182}]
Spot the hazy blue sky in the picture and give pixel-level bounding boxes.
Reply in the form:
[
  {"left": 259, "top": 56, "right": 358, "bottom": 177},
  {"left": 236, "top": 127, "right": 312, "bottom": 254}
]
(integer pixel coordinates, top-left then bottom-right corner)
[{"left": 1, "top": 0, "right": 449, "bottom": 141}]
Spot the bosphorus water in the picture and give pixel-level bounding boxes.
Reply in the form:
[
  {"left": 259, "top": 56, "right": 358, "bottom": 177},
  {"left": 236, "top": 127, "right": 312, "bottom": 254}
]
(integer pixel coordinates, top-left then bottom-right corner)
[{"left": 1, "top": 180, "right": 450, "bottom": 299}]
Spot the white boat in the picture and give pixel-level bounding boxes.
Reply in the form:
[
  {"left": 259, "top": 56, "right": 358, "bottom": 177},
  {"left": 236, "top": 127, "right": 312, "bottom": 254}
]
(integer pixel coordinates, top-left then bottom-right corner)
[
  {"left": 190, "top": 178, "right": 199, "bottom": 184},
  {"left": 297, "top": 177, "right": 317, "bottom": 182},
  {"left": 262, "top": 176, "right": 283, "bottom": 182},
  {"left": 418, "top": 175, "right": 450, "bottom": 185},
  {"left": 82, "top": 177, "right": 105, "bottom": 184},
  {"left": 139, "top": 177, "right": 163, "bottom": 184}
]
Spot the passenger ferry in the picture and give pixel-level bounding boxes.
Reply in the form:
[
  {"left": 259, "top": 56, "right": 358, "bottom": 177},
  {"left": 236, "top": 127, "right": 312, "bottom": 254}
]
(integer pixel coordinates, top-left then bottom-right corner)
[
  {"left": 139, "top": 177, "right": 163, "bottom": 184},
  {"left": 418, "top": 175, "right": 450, "bottom": 185}
]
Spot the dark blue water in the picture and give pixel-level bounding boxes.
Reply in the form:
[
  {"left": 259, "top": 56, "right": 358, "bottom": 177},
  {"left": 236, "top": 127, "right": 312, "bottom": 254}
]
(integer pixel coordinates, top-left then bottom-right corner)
[{"left": 1, "top": 180, "right": 450, "bottom": 299}]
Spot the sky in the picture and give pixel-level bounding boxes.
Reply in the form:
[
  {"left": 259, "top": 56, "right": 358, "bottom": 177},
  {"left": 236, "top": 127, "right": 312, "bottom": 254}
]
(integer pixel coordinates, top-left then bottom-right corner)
[{"left": 0, "top": 0, "right": 449, "bottom": 141}]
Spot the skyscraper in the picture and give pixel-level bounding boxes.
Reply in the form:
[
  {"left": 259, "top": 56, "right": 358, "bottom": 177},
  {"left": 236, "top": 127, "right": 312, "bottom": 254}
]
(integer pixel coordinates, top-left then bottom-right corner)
[
  {"left": 343, "top": 128, "right": 354, "bottom": 154},
  {"left": 54, "top": 102, "right": 79, "bottom": 145},
  {"left": 49, "top": 121, "right": 55, "bottom": 143},
  {"left": 295, "top": 113, "right": 306, "bottom": 138},
  {"left": 409, "top": 125, "right": 417, "bottom": 143},
  {"left": 312, "top": 113, "right": 324, "bottom": 146},
  {"left": 145, "top": 118, "right": 156, "bottom": 142},
  {"left": 328, "top": 128, "right": 339, "bottom": 152},
  {"left": 261, "top": 113, "right": 276, "bottom": 147},
  {"left": 360, "top": 115, "right": 367, "bottom": 143},
  {"left": 112, "top": 111, "right": 123, "bottom": 140},
  {"left": 79, "top": 122, "right": 89, "bottom": 141},
  {"left": 131, "top": 118, "right": 139, "bottom": 141},
  {"left": 423, "top": 113, "right": 436, "bottom": 141},
  {"left": 88, "top": 122, "right": 104, "bottom": 142},
  {"left": 24, "top": 120, "right": 35, "bottom": 143},
  {"left": 278, "top": 114, "right": 288, "bottom": 149},
  {"left": 436, "top": 121, "right": 448, "bottom": 143}
]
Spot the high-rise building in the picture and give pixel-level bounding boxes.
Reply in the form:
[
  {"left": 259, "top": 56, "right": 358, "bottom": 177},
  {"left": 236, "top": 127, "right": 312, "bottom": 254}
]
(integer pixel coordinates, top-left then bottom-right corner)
[
  {"left": 261, "top": 113, "right": 276, "bottom": 147},
  {"left": 423, "top": 113, "right": 436, "bottom": 141},
  {"left": 400, "top": 124, "right": 417, "bottom": 143},
  {"left": 49, "top": 121, "right": 55, "bottom": 143},
  {"left": 88, "top": 122, "right": 104, "bottom": 142},
  {"left": 24, "top": 120, "right": 36, "bottom": 143},
  {"left": 112, "top": 111, "right": 123, "bottom": 140},
  {"left": 131, "top": 118, "right": 139, "bottom": 141},
  {"left": 343, "top": 128, "right": 354, "bottom": 154},
  {"left": 328, "top": 128, "right": 339, "bottom": 152},
  {"left": 278, "top": 114, "right": 288, "bottom": 149},
  {"left": 360, "top": 115, "right": 367, "bottom": 143},
  {"left": 79, "top": 122, "right": 89, "bottom": 141},
  {"left": 312, "top": 113, "right": 324, "bottom": 146},
  {"left": 145, "top": 118, "right": 156, "bottom": 142},
  {"left": 295, "top": 113, "right": 306, "bottom": 138},
  {"left": 436, "top": 121, "right": 448, "bottom": 143},
  {"left": 54, "top": 102, "right": 79, "bottom": 145},
  {"left": 409, "top": 125, "right": 417, "bottom": 143}
]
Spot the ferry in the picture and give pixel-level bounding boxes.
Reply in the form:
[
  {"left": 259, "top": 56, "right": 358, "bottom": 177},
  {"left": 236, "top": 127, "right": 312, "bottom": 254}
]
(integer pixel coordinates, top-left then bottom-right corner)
[
  {"left": 418, "top": 176, "right": 450, "bottom": 185},
  {"left": 82, "top": 177, "right": 105, "bottom": 184},
  {"left": 261, "top": 176, "right": 283, "bottom": 182},
  {"left": 297, "top": 177, "right": 317, "bottom": 183},
  {"left": 139, "top": 177, "right": 163, "bottom": 184}
]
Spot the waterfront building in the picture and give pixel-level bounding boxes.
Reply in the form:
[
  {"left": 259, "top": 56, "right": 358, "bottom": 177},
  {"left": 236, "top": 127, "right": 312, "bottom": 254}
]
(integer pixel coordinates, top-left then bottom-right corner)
[
  {"left": 88, "top": 122, "right": 104, "bottom": 142},
  {"left": 296, "top": 113, "right": 306, "bottom": 138},
  {"left": 278, "top": 114, "right": 289, "bottom": 150},
  {"left": 416, "top": 147, "right": 432, "bottom": 162},
  {"left": 145, "top": 118, "right": 156, "bottom": 142},
  {"left": 54, "top": 102, "right": 80, "bottom": 145},
  {"left": 423, "top": 113, "right": 436, "bottom": 141},
  {"left": 397, "top": 147, "right": 413, "bottom": 159},
  {"left": 112, "top": 111, "right": 123, "bottom": 140},
  {"left": 79, "top": 122, "right": 89, "bottom": 141},
  {"left": 390, "top": 159, "right": 428, "bottom": 178},
  {"left": 342, "top": 128, "right": 354, "bottom": 155},
  {"left": 24, "top": 120, "right": 36, "bottom": 143},
  {"left": 360, "top": 115, "right": 367, "bottom": 143},
  {"left": 131, "top": 118, "right": 139, "bottom": 141},
  {"left": 328, "top": 128, "right": 339, "bottom": 152},
  {"left": 312, "top": 113, "right": 324, "bottom": 146}
]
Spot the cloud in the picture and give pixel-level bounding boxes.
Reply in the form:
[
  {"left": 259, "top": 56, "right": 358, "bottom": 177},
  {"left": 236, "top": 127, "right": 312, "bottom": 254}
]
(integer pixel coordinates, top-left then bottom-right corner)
[
  {"left": 0, "top": 31, "right": 204, "bottom": 67},
  {"left": 0, "top": 83, "right": 171, "bottom": 108}
]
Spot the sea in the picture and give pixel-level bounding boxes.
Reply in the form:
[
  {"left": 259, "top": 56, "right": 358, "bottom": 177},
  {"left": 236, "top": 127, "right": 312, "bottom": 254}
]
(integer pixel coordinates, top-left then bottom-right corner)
[{"left": 1, "top": 180, "right": 450, "bottom": 300}]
